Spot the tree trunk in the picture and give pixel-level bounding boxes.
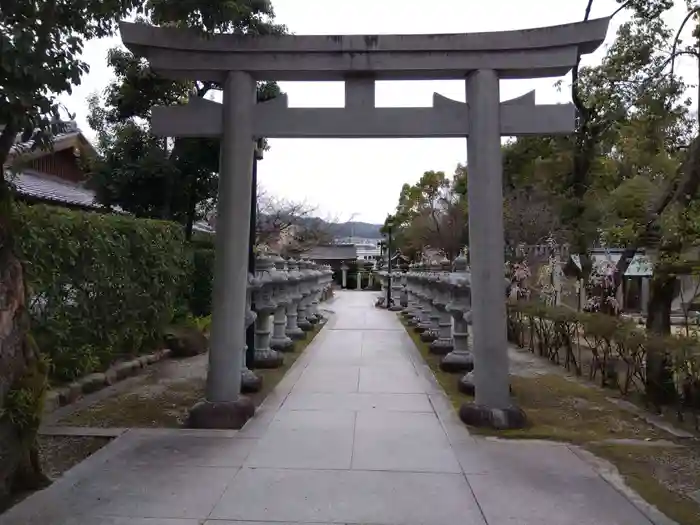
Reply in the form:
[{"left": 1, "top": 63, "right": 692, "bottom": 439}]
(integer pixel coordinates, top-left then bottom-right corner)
[
  {"left": 644, "top": 274, "right": 677, "bottom": 409},
  {"left": 0, "top": 243, "right": 49, "bottom": 507}
]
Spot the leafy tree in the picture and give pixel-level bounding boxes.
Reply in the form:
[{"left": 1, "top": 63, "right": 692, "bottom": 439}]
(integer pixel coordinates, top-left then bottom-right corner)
[
  {"left": 87, "top": 2, "right": 285, "bottom": 239},
  {"left": 0, "top": 0, "right": 284, "bottom": 501},
  {"left": 501, "top": 137, "right": 566, "bottom": 247},
  {"left": 0, "top": 0, "right": 152, "bottom": 503},
  {"left": 386, "top": 168, "right": 468, "bottom": 261}
]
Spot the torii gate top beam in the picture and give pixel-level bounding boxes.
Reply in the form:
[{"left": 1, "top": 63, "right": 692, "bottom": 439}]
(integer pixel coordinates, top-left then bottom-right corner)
[{"left": 119, "top": 17, "right": 610, "bottom": 82}]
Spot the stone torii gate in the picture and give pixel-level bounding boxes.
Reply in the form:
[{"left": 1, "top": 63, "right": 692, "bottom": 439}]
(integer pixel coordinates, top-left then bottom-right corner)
[{"left": 120, "top": 17, "right": 609, "bottom": 429}]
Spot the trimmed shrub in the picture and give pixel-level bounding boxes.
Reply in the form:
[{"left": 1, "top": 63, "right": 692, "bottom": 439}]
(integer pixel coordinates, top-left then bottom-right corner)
[
  {"left": 14, "top": 204, "right": 191, "bottom": 382},
  {"left": 187, "top": 247, "right": 215, "bottom": 317},
  {"left": 507, "top": 301, "right": 700, "bottom": 428}
]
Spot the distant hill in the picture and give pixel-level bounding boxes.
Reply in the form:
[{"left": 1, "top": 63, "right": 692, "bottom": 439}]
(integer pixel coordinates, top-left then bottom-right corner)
[
  {"left": 331, "top": 221, "right": 383, "bottom": 239},
  {"left": 255, "top": 212, "right": 383, "bottom": 241}
]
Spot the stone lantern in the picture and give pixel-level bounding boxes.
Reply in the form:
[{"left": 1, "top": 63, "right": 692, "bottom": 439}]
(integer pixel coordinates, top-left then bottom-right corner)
[
  {"left": 242, "top": 272, "right": 262, "bottom": 392},
  {"left": 296, "top": 260, "right": 314, "bottom": 332},
  {"left": 252, "top": 255, "right": 284, "bottom": 368},
  {"left": 269, "top": 255, "right": 294, "bottom": 352},
  {"left": 440, "top": 253, "right": 474, "bottom": 372},
  {"left": 285, "top": 259, "right": 305, "bottom": 340},
  {"left": 306, "top": 262, "right": 322, "bottom": 323},
  {"left": 399, "top": 266, "right": 409, "bottom": 309},
  {"left": 419, "top": 263, "right": 441, "bottom": 342},
  {"left": 404, "top": 264, "right": 419, "bottom": 324},
  {"left": 428, "top": 268, "right": 454, "bottom": 355},
  {"left": 413, "top": 265, "right": 433, "bottom": 332}
]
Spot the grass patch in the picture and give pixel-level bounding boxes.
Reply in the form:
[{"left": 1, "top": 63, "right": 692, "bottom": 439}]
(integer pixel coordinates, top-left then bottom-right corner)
[
  {"left": 59, "top": 323, "right": 324, "bottom": 428},
  {"left": 400, "top": 315, "right": 700, "bottom": 525},
  {"left": 402, "top": 317, "right": 665, "bottom": 443},
  {"left": 588, "top": 443, "right": 700, "bottom": 525}
]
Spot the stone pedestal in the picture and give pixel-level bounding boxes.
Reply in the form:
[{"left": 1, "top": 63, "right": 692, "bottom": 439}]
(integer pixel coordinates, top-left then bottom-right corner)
[
  {"left": 442, "top": 310, "right": 473, "bottom": 371},
  {"left": 187, "top": 398, "right": 255, "bottom": 429},
  {"left": 254, "top": 311, "right": 283, "bottom": 368},
  {"left": 252, "top": 256, "right": 284, "bottom": 369},
  {"left": 400, "top": 272, "right": 409, "bottom": 308},
  {"left": 271, "top": 303, "right": 295, "bottom": 351},
  {"left": 440, "top": 255, "right": 474, "bottom": 372},
  {"left": 307, "top": 266, "right": 322, "bottom": 323},
  {"left": 297, "top": 296, "right": 313, "bottom": 331},
  {"left": 341, "top": 264, "right": 348, "bottom": 289},
  {"left": 286, "top": 300, "right": 306, "bottom": 340},
  {"left": 389, "top": 275, "right": 404, "bottom": 311},
  {"left": 270, "top": 256, "right": 294, "bottom": 352},
  {"left": 356, "top": 271, "right": 362, "bottom": 290},
  {"left": 420, "top": 300, "right": 440, "bottom": 343},
  {"left": 285, "top": 260, "right": 306, "bottom": 340},
  {"left": 242, "top": 279, "right": 263, "bottom": 393},
  {"left": 414, "top": 292, "right": 432, "bottom": 333},
  {"left": 296, "top": 261, "right": 314, "bottom": 332},
  {"left": 429, "top": 308, "right": 453, "bottom": 355}
]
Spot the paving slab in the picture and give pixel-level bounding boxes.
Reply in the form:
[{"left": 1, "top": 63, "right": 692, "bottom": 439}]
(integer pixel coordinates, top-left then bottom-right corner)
[
  {"left": 352, "top": 411, "right": 461, "bottom": 473},
  {"left": 245, "top": 410, "right": 355, "bottom": 469},
  {"left": 209, "top": 467, "right": 485, "bottom": 525},
  {"left": 281, "top": 391, "right": 434, "bottom": 412},
  {"left": 0, "top": 291, "right": 670, "bottom": 525}
]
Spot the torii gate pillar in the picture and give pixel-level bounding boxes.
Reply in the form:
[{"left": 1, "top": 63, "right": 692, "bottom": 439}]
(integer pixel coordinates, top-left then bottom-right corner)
[
  {"left": 187, "top": 71, "right": 258, "bottom": 428},
  {"left": 463, "top": 70, "right": 513, "bottom": 414}
]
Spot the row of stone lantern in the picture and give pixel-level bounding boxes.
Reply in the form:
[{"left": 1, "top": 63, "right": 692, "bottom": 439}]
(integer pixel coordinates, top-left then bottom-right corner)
[
  {"left": 375, "top": 254, "right": 524, "bottom": 429},
  {"left": 377, "top": 253, "right": 490, "bottom": 391},
  {"left": 241, "top": 255, "right": 334, "bottom": 392},
  {"left": 404, "top": 255, "right": 477, "bottom": 379}
]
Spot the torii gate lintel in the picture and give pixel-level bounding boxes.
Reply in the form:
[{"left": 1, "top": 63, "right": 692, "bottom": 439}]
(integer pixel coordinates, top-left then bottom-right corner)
[{"left": 151, "top": 87, "right": 575, "bottom": 139}]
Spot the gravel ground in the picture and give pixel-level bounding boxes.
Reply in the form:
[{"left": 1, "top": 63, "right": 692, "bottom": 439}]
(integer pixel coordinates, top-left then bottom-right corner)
[{"left": 38, "top": 435, "right": 112, "bottom": 479}]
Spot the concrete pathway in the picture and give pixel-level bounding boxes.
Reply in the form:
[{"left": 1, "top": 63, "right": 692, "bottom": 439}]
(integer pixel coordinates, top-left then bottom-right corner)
[{"left": 1, "top": 291, "right": 673, "bottom": 525}]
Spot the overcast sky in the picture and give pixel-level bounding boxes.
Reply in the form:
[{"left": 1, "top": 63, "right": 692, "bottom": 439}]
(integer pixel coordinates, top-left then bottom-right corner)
[{"left": 59, "top": 0, "right": 697, "bottom": 225}]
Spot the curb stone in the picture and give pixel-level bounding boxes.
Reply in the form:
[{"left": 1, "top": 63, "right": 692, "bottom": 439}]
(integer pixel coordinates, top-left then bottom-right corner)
[{"left": 44, "top": 349, "right": 172, "bottom": 414}]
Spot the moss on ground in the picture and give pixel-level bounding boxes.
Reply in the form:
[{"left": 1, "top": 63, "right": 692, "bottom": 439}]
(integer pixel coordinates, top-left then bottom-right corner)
[
  {"left": 588, "top": 443, "right": 700, "bottom": 525},
  {"left": 400, "top": 316, "right": 700, "bottom": 525},
  {"left": 59, "top": 323, "right": 324, "bottom": 428}
]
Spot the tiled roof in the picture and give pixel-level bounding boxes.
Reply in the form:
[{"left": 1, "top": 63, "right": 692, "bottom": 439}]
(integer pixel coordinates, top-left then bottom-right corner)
[
  {"left": 7, "top": 170, "right": 213, "bottom": 233},
  {"left": 10, "top": 170, "right": 101, "bottom": 209},
  {"left": 3, "top": 121, "right": 84, "bottom": 158},
  {"left": 304, "top": 244, "right": 357, "bottom": 260}
]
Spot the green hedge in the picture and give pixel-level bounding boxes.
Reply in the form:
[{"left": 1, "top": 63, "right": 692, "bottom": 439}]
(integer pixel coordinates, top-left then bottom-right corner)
[
  {"left": 187, "top": 247, "right": 215, "bottom": 317},
  {"left": 507, "top": 302, "right": 700, "bottom": 422},
  {"left": 15, "top": 204, "right": 191, "bottom": 382}
]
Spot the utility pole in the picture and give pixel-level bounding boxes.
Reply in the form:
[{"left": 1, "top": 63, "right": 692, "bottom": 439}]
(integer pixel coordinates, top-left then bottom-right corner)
[{"left": 386, "top": 219, "right": 394, "bottom": 307}]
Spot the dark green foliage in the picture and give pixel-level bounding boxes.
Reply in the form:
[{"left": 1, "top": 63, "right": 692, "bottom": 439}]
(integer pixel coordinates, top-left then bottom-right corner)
[
  {"left": 187, "top": 247, "right": 215, "bottom": 317},
  {"left": 13, "top": 204, "right": 190, "bottom": 382}
]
